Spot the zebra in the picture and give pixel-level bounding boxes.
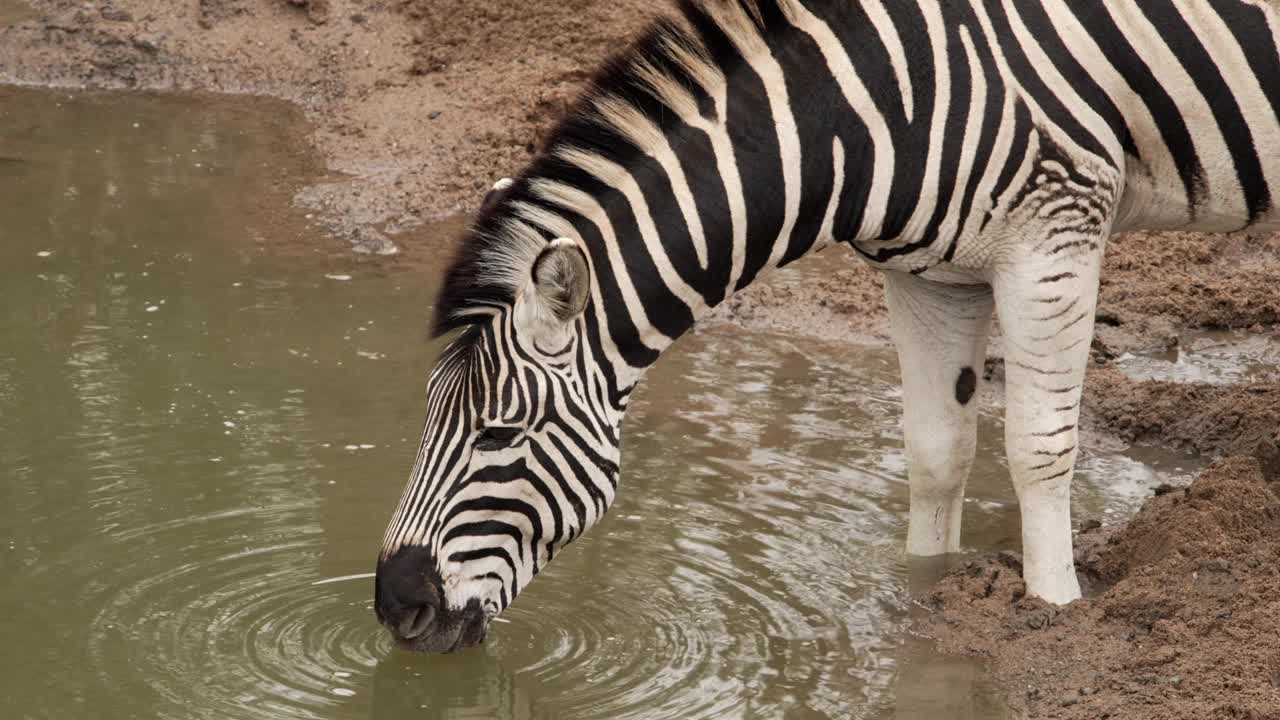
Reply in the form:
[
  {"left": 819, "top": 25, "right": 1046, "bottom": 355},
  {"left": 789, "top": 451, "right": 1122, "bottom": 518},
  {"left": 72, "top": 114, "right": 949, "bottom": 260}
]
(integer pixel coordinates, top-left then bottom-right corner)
[{"left": 374, "top": 0, "right": 1280, "bottom": 652}]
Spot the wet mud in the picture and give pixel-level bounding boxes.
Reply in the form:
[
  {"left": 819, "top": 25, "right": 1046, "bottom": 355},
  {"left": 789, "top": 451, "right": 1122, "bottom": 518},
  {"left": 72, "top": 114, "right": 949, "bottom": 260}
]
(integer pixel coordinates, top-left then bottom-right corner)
[
  {"left": 926, "top": 457, "right": 1280, "bottom": 720},
  {"left": 4, "top": 1, "right": 1280, "bottom": 717}
]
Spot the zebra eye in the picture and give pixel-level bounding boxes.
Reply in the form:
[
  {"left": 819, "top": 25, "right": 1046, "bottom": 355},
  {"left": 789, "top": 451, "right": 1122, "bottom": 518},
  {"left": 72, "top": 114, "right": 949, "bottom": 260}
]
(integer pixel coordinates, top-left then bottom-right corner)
[{"left": 474, "top": 426, "right": 523, "bottom": 452}]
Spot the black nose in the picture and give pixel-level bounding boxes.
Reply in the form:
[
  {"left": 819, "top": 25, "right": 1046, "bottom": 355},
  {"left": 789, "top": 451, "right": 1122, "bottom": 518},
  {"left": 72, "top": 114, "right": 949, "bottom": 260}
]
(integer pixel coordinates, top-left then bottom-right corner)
[{"left": 374, "top": 546, "right": 443, "bottom": 641}]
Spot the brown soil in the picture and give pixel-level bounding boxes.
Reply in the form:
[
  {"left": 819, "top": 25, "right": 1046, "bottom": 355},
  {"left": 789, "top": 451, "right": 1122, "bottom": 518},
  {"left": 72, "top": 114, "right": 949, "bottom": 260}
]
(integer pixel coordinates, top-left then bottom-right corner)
[
  {"left": 4, "top": 2, "right": 1280, "bottom": 717},
  {"left": 1086, "top": 367, "right": 1280, "bottom": 461},
  {"left": 1094, "top": 230, "right": 1280, "bottom": 355},
  {"left": 0, "top": 0, "right": 655, "bottom": 250},
  {"left": 926, "top": 456, "right": 1280, "bottom": 720}
]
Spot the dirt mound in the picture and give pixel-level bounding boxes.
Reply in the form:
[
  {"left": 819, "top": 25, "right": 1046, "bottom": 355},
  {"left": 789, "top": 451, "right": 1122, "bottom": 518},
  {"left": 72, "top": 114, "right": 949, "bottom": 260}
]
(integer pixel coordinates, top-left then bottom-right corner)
[
  {"left": 925, "top": 456, "right": 1280, "bottom": 720},
  {"left": 1085, "top": 367, "right": 1280, "bottom": 462},
  {"left": 1094, "top": 231, "right": 1280, "bottom": 355}
]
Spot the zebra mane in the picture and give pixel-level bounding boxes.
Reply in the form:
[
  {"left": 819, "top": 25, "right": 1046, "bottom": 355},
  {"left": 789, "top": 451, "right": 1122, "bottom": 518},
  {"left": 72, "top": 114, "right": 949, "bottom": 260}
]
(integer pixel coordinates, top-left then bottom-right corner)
[{"left": 431, "top": 0, "right": 797, "bottom": 340}]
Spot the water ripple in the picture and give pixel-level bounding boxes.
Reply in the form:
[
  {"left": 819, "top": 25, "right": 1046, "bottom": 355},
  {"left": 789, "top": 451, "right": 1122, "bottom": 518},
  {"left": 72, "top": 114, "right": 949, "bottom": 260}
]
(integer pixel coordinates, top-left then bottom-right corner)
[{"left": 86, "top": 515, "right": 389, "bottom": 720}]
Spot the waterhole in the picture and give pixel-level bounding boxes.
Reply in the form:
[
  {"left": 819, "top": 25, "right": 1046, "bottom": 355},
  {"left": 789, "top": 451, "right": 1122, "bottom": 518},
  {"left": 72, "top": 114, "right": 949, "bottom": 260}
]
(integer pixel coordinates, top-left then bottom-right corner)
[{"left": 1, "top": 86, "right": 1201, "bottom": 719}]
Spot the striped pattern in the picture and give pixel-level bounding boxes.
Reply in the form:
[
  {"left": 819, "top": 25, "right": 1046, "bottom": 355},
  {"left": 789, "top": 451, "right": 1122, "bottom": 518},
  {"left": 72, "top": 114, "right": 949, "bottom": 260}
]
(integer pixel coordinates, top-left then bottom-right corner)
[{"left": 379, "top": 0, "right": 1280, "bottom": 620}]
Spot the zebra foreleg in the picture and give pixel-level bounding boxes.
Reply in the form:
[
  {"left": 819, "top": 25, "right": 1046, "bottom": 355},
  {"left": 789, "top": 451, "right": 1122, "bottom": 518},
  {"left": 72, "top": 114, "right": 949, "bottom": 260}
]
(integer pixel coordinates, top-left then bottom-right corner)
[
  {"left": 992, "top": 245, "right": 1104, "bottom": 604},
  {"left": 884, "top": 272, "right": 994, "bottom": 557}
]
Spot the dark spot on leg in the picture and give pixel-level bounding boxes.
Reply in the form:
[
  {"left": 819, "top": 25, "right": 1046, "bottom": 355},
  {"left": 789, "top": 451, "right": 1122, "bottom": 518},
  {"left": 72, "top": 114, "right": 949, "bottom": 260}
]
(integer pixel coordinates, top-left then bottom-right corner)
[{"left": 955, "top": 367, "right": 977, "bottom": 405}]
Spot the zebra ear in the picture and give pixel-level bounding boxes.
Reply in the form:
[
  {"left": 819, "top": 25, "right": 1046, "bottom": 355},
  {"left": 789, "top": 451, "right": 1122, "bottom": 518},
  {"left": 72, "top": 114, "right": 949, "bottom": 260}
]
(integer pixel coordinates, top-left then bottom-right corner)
[
  {"left": 514, "top": 238, "right": 591, "bottom": 346},
  {"left": 528, "top": 238, "right": 591, "bottom": 323}
]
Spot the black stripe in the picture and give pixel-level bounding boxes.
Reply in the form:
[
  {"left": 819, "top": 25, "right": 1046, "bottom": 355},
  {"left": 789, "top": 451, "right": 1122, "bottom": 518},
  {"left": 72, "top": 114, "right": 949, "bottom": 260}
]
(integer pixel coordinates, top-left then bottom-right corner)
[
  {"left": 446, "top": 547, "right": 518, "bottom": 592},
  {"left": 858, "top": 4, "right": 980, "bottom": 264},
  {"left": 1039, "top": 272, "right": 1076, "bottom": 283},
  {"left": 946, "top": 12, "right": 1006, "bottom": 261},
  {"left": 406, "top": 399, "right": 473, "bottom": 545},
  {"left": 616, "top": 144, "right": 723, "bottom": 309},
  {"left": 726, "top": 57, "right": 785, "bottom": 288},
  {"left": 547, "top": 432, "right": 609, "bottom": 515},
  {"left": 447, "top": 496, "right": 554, "bottom": 574},
  {"left": 650, "top": 119, "right": 735, "bottom": 305},
  {"left": 1033, "top": 424, "right": 1077, "bottom": 438},
  {"left": 443, "top": 520, "right": 528, "bottom": 564},
  {"left": 760, "top": 15, "right": 830, "bottom": 265},
  {"left": 910, "top": 6, "right": 976, "bottom": 257},
  {"left": 682, "top": 1, "right": 783, "bottom": 292},
  {"left": 559, "top": 191, "right": 659, "bottom": 368},
  {"left": 549, "top": 372, "right": 603, "bottom": 445},
  {"left": 872, "top": 0, "right": 936, "bottom": 240},
  {"left": 599, "top": 183, "right": 697, "bottom": 339}
]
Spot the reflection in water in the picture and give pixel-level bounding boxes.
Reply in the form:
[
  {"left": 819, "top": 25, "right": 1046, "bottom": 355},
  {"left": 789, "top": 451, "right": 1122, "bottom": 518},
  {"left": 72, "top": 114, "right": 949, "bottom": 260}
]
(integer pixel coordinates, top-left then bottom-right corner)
[{"left": 0, "top": 86, "right": 1207, "bottom": 720}]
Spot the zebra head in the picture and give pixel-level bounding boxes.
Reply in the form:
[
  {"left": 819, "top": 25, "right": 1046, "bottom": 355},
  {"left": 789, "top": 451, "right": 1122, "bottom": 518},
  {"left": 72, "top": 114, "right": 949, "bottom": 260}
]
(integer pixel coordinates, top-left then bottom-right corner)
[{"left": 374, "top": 227, "right": 622, "bottom": 653}]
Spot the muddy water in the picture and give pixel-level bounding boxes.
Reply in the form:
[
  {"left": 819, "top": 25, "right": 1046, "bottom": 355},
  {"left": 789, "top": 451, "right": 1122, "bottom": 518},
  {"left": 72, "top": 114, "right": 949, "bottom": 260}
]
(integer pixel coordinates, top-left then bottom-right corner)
[
  {"left": 1114, "top": 330, "right": 1280, "bottom": 386},
  {"left": 0, "top": 85, "right": 1199, "bottom": 720}
]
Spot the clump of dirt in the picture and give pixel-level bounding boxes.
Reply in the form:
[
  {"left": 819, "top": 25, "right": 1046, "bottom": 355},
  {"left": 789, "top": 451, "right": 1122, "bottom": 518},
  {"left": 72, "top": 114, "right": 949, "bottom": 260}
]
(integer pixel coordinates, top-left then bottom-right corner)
[
  {"left": 1085, "top": 367, "right": 1280, "bottom": 462},
  {"left": 926, "top": 456, "right": 1280, "bottom": 720},
  {"left": 1094, "top": 231, "right": 1280, "bottom": 355}
]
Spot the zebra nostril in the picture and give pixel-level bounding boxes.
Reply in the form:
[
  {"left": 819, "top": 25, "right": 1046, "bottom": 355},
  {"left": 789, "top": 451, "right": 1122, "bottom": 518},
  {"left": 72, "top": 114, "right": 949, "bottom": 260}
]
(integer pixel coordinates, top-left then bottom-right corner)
[{"left": 398, "top": 604, "right": 437, "bottom": 639}]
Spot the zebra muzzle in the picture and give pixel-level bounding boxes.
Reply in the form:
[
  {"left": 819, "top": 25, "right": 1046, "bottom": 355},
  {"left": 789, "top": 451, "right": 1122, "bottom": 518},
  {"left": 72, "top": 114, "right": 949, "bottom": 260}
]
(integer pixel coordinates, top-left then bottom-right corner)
[{"left": 397, "top": 604, "right": 436, "bottom": 640}]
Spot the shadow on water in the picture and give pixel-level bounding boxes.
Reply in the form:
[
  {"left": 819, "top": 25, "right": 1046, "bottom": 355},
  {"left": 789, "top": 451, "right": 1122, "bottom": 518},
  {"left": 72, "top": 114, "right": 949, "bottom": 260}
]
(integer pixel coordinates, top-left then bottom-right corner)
[{"left": 0, "top": 84, "right": 1220, "bottom": 719}]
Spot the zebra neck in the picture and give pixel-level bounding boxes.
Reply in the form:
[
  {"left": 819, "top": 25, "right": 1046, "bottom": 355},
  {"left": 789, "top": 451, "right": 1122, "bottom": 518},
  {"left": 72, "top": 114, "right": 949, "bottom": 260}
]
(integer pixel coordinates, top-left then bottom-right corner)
[
  {"left": 561, "top": 118, "right": 874, "bottom": 391},
  {"left": 564, "top": 120, "right": 860, "bottom": 399},
  {"left": 525, "top": 1, "right": 922, "bottom": 396}
]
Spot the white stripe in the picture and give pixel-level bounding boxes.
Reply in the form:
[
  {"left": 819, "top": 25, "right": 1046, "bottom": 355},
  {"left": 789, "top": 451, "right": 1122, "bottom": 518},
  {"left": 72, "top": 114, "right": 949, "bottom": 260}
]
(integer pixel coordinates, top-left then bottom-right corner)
[
  {"left": 753, "top": 33, "right": 803, "bottom": 271},
  {"left": 817, "top": 136, "right": 847, "bottom": 247},
  {"left": 957, "top": 84, "right": 1019, "bottom": 240}
]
